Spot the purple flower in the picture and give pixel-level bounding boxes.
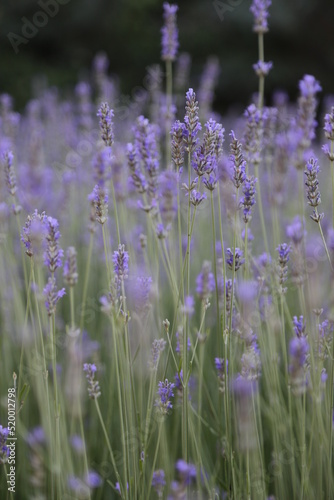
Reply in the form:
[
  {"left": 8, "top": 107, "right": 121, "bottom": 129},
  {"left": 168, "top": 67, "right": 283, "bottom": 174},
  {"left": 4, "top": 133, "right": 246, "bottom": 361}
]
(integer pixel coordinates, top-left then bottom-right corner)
[
  {"left": 97, "top": 102, "right": 114, "bottom": 147},
  {"left": 215, "top": 358, "right": 228, "bottom": 393},
  {"left": 293, "top": 315, "right": 305, "bottom": 338},
  {"left": 44, "top": 277, "right": 66, "bottom": 316},
  {"left": 113, "top": 244, "right": 129, "bottom": 282},
  {"left": 240, "top": 176, "right": 257, "bottom": 223},
  {"left": 126, "top": 142, "right": 147, "bottom": 194},
  {"left": 149, "top": 339, "right": 167, "bottom": 371},
  {"left": 324, "top": 107, "right": 334, "bottom": 141},
  {"left": 134, "top": 116, "right": 159, "bottom": 198},
  {"left": 161, "top": 3, "right": 179, "bottom": 62},
  {"left": 155, "top": 379, "right": 175, "bottom": 415},
  {"left": 196, "top": 260, "right": 215, "bottom": 301},
  {"left": 152, "top": 469, "right": 166, "bottom": 497},
  {"left": 2, "top": 151, "right": 17, "bottom": 197},
  {"left": 276, "top": 243, "right": 291, "bottom": 293},
  {"left": 286, "top": 216, "right": 306, "bottom": 246},
  {"left": 85, "top": 471, "right": 102, "bottom": 488},
  {"left": 175, "top": 459, "right": 197, "bottom": 485},
  {"left": 63, "top": 246, "right": 78, "bottom": 287},
  {"left": 253, "top": 60, "right": 273, "bottom": 77},
  {"left": 189, "top": 189, "right": 207, "bottom": 206},
  {"left": 183, "top": 89, "right": 202, "bottom": 153},
  {"left": 229, "top": 131, "right": 246, "bottom": 189},
  {"left": 0, "top": 425, "right": 10, "bottom": 464},
  {"left": 171, "top": 120, "right": 185, "bottom": 170},
  {"left": 226, "top": 247, "right": 245, "bottom": 272},
  {"left": 83, "top": 363, "right": 101, "bottom": 399},
  {"left": 289, "top": 336, "right": 309, "bottom": 396},
  {"left": 26, "top": 426, "right": 46, "bottom": 447},
  {"left": 250, "top": 0, "right": 271, "bottom": 34},
  {"left": 93, "top": 148, "right": 112, "bottom": 187},
  {"left": 70, "top": 435, "right": 85, "bottom": 453},
  {"left": 89, "top": 184, "right": 109, "bottom": 225},
  {"left": 202, "top": 171, "right": 218, "bottom": 191},
  {"left": 44, "top": 217, "right": 64, "bottom": 273},
  {"left": 181, "top": 295, "right": 195, "bottom": 316},
  {"left": 304, "top": 157, "right": 323, "bottom": 222},
  {"left": 21, "top": 210, "right": 47, "bottom": 258}
]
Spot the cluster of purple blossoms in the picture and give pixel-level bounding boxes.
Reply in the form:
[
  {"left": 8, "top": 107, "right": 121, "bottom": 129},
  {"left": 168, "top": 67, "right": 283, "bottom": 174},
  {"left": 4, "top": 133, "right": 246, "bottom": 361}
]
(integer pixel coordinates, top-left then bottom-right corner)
[
  {"left": 189, "top": 188, "right": 207, "bottom": 207},
  {"left": 126, "top": 142, "right": 147, "bottom": 194},
  {"left": 276, "top": 243, "right": 291, "bottom": 294},
  {"left": 133, "top": 115, "right": 160, "bottom": 199},
  {"left": 21, "top": 210, "right": 47, "bottom": 258},
  {"left": 0, "top": 425, "right": 9, "bottom": 464},
  {"left": 63, "top": 246, "right": 78, "bottom": 287},
  {"left": 226, "top": 247, "right": 245, "bottom": 272},
  {"left": 152, "top": 469, "right": 166, "bottom": 498},
  {"left": 83, "top": 363, "right": 101, "bottom": 399},
  {"left": 196, "top": 260, "right": 215, "bottom": 302},
  {"left": 286, "top": 216, "right": 306, "bottom": 246},
  {"left": 319, "top": 319, "right": 333, "bottom": 360},
  {"left": 155, "top": 379, "right": 175, "bottom": 415},
  {"left": 243, "top": 104, "right": 265, "bottom": 166},
  {"left": 183, "top": 89, "right": 202, "bottom": 154},
  {"left": 68, "top": 471, "right": 102, "bottom": 497},
  {"left": 44, "top": 217, "right": 64, "bottom": 273},
  {"left": 229, "top": 131, "right": 246, "bottom": 189},
  {"left": 113, "top": 244, "right": 129, "bottom": 282},
  {"left": 293, "top": 315, "right": 306, "bottom": 338},
  {"left": 240, "top": 337, "right": 262, "bottom": 381},
  {"left": 304, "top": 157, "right": 323, "bottom": 222},
  {"left": 253, "top": 60, "right": 273, "bottom": 77},
  {"left": 161, "top": 3, "right": 179, "bottom": 62},
  {"left": 97, "top": 102, "right": 114, "bottom": 147},
  {"left": 89, "top": 184, "right": 109, "bottom": 225},
  {"left": 240, "top": 175, "right": 257, "bottom": 223},
  {"left": 170, "top": 460, "right": 197, "bottom": 497},
  {"left": 322, "top": 107, "right": 334, "bottom": 161},
  {"left": 250, "top": 0, "right": 271, "bottom": 33},
  {"left": 170, "top": 120, "right": 185, "bottom": 170},
  {"left": 44, "top": 277, "right": 66, "bottom": 316},
  {"left": 93, "top": 148, "right": 112, "bottom": 187},
  {"left": 215, "top": 358, "right": 228, "bottom": 393}
]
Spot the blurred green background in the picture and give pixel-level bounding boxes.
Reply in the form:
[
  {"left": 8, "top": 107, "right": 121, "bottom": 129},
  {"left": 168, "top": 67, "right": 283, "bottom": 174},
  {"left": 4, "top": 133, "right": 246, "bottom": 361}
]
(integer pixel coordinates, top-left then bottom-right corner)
[{"left": 0, "top": 0, "right": 333, "bottom": 110}]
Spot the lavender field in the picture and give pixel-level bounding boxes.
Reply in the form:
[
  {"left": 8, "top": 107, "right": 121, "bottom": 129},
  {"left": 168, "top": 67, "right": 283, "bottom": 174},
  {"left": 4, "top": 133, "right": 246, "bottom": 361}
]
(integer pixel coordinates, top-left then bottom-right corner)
[{"left": 1, "top": 1, "right": 334, "bottom": 499}]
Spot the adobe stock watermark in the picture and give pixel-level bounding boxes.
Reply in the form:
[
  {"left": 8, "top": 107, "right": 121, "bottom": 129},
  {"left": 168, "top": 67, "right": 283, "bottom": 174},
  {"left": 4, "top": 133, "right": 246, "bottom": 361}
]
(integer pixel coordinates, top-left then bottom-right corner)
[
  {"left": 213, "top": 0, "right": 244, "bottom": 22},
  {"left": 7, "top": 0, "right": 71, "bottom": 55}
]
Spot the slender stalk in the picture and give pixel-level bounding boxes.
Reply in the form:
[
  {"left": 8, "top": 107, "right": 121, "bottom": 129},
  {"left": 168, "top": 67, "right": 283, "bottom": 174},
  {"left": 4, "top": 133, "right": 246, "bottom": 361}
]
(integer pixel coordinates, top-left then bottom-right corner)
[{"left": 79, "top": 232, "right": 94, "bottom": 331}]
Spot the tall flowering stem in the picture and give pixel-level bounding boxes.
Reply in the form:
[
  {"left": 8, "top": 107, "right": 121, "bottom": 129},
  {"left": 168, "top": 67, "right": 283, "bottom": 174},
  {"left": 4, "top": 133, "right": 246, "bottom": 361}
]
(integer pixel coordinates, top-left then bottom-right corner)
[
  {"left": 250, "top": 0, "right": 271, "bottom": 109},
  {"left": 323, "top": 107, "right": 334, "bottom": 227},
  {"left": 304, "top": 157, "right": 333, "bottom": 270}
]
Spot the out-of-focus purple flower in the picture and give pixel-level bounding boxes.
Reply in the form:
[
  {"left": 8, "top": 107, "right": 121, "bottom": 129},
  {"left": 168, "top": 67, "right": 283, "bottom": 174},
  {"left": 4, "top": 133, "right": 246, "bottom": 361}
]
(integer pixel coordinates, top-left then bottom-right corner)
[
  {"left": 159, "top": 170, "right": 177, "bottom": 225},
  {"left": 229, "top": 131, "right": 246, "bottom": 189},
  {"left": 293, "top": 315, "right": 305, "bottom": 338},
  {"left": 304, "top": 157, "right": 323, "bottom": 222},
  {"left": 324, "top": 107, "right": 334, "bottom": 141},
  {"left": 232, "top": 376, "right": 258, "bottom": 450},
  {"left": 181, "top": 295, "right": 194, "bottom": 316},
  {"left": 226, "top": 247, "right": 245, "bottom": 272},
  {"left": 26, "top": 426, "right": 46, "bottom": 447},
  {"left": 2, "top": 150, "right": 17, "bottom": 197},
  {"left": 161, "top": 3, "right": 179, "bottom": 62},
  {"left": 289, "top": 336, "right": 309, "bottom": 396},
  {"left": 70, "top": 435, "right": 85, "bottom": 454},
  {"left": 240, "top": 344, "right": 262, "bottom": 381},
  {"left": 127, "top": 142, "right": 147, "bottom": 194},
  {"left": 183, "top": 89, "right": 202, "bottom": 153},
  {"left": 97, "top": 102, "right": 114, "bottom": 147},
  {"left": 115, "top": 482, "right": 129, "bottom": 496},
  {"left": 253, "top": 60, "right": 273, "bottom": 77},
  {"left": 155, "top": 379, "right": 175, "bottom": 415},
  {"left": 63, "top": 246, "right": 78, "bottom": 287},
  {"left": 175, "top": 459, "right": 197, "bottom": 485},
  {"left": 83, "top": 363, "right": 101, "bottom": 399},
  {"left": 240, "top": 176, "right": 257, "bottom": 223},
  {"left": 85, "top": 471, "right": 102, "bottom": 488},
  {"left": 286, "top": 216, "right": 306, "bottom": 246},
  {"left": 21, "top": 210, "right": 47, "bottom": 258},
  {"left": 322, "top": 144, "right": 334, "bottom": 162},
  {"left": 152, "top": 469, "right": 166, "bottom": 498},
  {"left": 175, "top": 329, "right": 191, "bottom": 356},
  {"left": 0, "top": 425, "right": 10, "bottom": 464},
  {"left": 243, "top": 104, "right": 264, "bottom": 166},
  {"left": 44, "top": 277, "right": 66, "bottom": 316},
  {"left": 44, "top": 217, "right": 64, "bottom": 273},
  {"left": 134, "top": 116, "right": 159, "bottom": 199},
  {"left": 93, "top": 148, "right": 112, "bottom": 187},
  {"left": 250, "top": 0, "right": 271, "bottom": 33},
  {"left": 196, "top": 260, "right": 215, "bottom": 301},
  {"left": 113, "top": 244, "right": 129, "bottom": 282},
  {"left": 319, "top": 319, "right": 333, "bottom": 360},
  {"left": 149, "top": 339, "right": 167, "bottom": 371}
]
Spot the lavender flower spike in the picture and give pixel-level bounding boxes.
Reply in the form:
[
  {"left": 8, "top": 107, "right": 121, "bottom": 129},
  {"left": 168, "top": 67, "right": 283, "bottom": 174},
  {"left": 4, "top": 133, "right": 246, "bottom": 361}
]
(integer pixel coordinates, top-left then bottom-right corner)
[
  {"left": 83, "top": 363, "right": 101, "bottom": 399},
  {"left": 89, "top": 184, "right": 109, "bottom": 225},
  {"left": 113, "top": 244, "right": 129, "bottom": 282},
  {"left": 0, "top": 425, "right": 10, "bottom": 464},
  {"left": 229, "top": 131, "right": 246, "bottom": 189},
  {"left": 183, "top": 89, "right": 202, "bottom": 153},
  {"left": 276, "top": 243, "right": 291, "bottom": 294},
  {"left": 250, "top": 0, "right": 271, "bottom": 34},
  {"left": 44, "top": 217, "right": 64, "bottom": 273},
  {"left": 97, "top": 102, "right": 114, "bottom": 147},
  {"left": 63, "top": 247, "right": 78, "bottom": 287},
  {"left": 161, "top": 3, "right": 179, "bottom": 62},
  {"left": 3, "top": 151, "right": 17, "bottom": 197},
  {"left": 152, "top": 470, "right": 166, "bottom": 498},
  {"left": 289, "top": 336, "right": 309, "bottom": 396},
  {"left": 44, "top": 277, "right": 66, "bottom": 316},
  {"left": 240, "top": 176, "right": 257, "bottom": 223},
  {"left": 304, "top": 157, "right": 323, "bottom": 222},
  {"left": 171, "top": 120, "right": 185, "bottom": 170},
  {"left": 226, "top": 248, "right": 245, "bottom": 272}
]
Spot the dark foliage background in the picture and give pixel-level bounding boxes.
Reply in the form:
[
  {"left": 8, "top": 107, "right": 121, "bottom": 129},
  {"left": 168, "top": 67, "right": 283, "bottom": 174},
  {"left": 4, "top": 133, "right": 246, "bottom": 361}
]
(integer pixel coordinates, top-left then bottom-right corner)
[{"left": 0, "top": 0, "right": 333, "bottom": 110}]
